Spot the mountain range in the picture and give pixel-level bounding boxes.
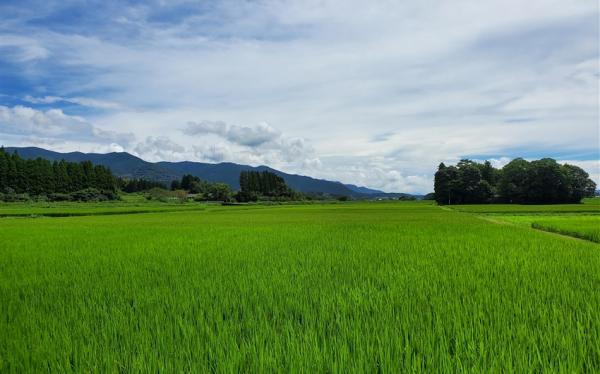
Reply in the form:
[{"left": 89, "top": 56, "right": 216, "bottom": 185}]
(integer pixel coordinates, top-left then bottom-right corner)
[{"left": 4, "top": 147, "right": 416, "bottom": 199}]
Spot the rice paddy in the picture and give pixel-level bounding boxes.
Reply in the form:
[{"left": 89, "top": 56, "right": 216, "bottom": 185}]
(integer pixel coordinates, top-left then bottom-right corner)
[{"left": 1, "top": 201, "right": 598, "bottom": 372}]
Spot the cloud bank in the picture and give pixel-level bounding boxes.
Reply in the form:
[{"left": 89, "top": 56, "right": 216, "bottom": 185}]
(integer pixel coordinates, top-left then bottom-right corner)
[{"left": 0, "top": 0, "right": 597, "bottom": 193}]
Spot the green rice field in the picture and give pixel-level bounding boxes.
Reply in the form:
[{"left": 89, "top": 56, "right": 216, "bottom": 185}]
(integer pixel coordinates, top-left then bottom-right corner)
[
  {"left": 450, "top": 199, "right": 600, "bottom": 214},
  {"left": 0, "top": 194, "right": 207, "bottom": 217},
  {"left": 457, "top": 199, "right": 600, "bottom": 243},
  {"left": 494, "top": 215, "right": 600, "bottom": 243},
  {"left": 532, "top": 217, "right": 600, "bottom": 243},
  {"left": 1, "top": 201, "right": 599, "bottom": 371}
]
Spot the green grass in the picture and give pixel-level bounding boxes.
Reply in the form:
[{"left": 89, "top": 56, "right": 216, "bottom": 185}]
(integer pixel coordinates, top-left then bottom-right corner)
[
  {"left": 583, "top": 197, "right": 600, "bottom": 205},
  {"left": 0, "top": 198, "right": 208, "bottom": 217},
  {"left": 1, "top": 202, "right": 599, "bottom": 372},
  {"left": 492, "top": 215, "right": 600, "bottom": 242},
  {"left": 450, "top": 203, "right": 600, "bottom": 214},
  {"left": 452, "top": 200, "right": 600, "bottom": 243},
  {"left": 531, "top": 217, "right": 600, "bottom": 243}
]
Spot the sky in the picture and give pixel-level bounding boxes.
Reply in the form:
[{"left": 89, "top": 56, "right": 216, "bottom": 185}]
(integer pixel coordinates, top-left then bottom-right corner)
[{"left": 0, "top": 0, "right": 598, "bottom": 193}]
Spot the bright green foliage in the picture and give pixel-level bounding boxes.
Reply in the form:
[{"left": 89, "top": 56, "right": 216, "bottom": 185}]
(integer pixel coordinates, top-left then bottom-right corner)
[{"left": 0, "top": 202, "right": 599, "bottom": 372}]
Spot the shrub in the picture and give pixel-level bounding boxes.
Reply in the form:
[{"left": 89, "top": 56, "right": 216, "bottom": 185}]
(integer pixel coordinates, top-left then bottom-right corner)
[
  {"left": 48, "top": 193, "right": 72, "bottom": 202},
  {"left": 68, "top": 188, "right": 117, "bottom": 202},
  {"left": 145, "top": 188, "right": 188, "bottom": 202}
]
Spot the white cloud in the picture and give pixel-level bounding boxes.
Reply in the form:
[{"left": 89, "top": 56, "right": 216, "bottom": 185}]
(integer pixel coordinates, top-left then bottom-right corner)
[
  {"left": 184, "top": 120, "right": 281, "bottom": 147},
  {"left": 133, "top": 136, "right": 186, "bottom": 162},
  {"left": 181, "top": 120, "right": 315, "bottom": 168},
  {"left": 0, "top": 34, "right": 48, "bottom": 61},
  {"left": 24, "top": 95, "right": 121, "bottom": 109},
  {"left": 192, "top": 143, "right": 234, "bottom": 163},
  {"left": 1, "top": 1, "right": 598, "bottom": 192},
  {"left": 0, "top": 105, "right": 133, "bottom": 145}
]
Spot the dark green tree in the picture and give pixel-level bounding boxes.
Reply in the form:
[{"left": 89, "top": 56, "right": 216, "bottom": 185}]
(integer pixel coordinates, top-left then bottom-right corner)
[
  {"left": 498, "top": 158, "right": 530, "bottom": 203},
  {"left": 525, "top": 158, "right": 567, "bottom": 203},
  {"left": 237, "top": 170, "right": 296, "bottom": 201},
  {"left": 0, "top": 148, "right": 117, "bottom": 200},
  {"left": 561, "top": 164, "right": 596, "bottom": 203},
  {"left": 434, "top": 163, "right": 459, "bottom": 204}
]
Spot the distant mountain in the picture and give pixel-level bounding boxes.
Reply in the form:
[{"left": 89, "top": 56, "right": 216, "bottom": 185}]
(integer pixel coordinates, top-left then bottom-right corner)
[
  {"left": 344, "top": 184, "right": 385, "bottom": 195},
  {"left": 156, "top": 160, "right": 359, "bottom": 196},
  {"left": 4, "top": 146, "right": 410, "bottom": 198}
]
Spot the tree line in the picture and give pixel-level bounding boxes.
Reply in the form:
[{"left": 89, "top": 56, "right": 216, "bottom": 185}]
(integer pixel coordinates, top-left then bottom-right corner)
[
  {"left": 434, "top": 158, "right": 596, "bottom": 204},
  {"left": 0, "top": 148, "right": 117, "bottom": 201},
  {"left": 165, "top": 171, "right": 300, "bottom": 202},
  {"left": 170, "top": 174, "right": 233, "bottom": 202},
  {"left": 118, "top": 178, "right": 166, "bottom": 193},
  {"left": 237, "top": 170, "right": 298, "bottom": 202}
]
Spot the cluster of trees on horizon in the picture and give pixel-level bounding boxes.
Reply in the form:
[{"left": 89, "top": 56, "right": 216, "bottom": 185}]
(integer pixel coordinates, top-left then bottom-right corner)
[
  {"left": 118, "top": 178, "right": 166, "bottom": 193},
  {"left": 139, "top": 171, "right": 304, "bottom": 203},
  {"left": 0, "top": 148, "right": 117, "bottom": 202},
  {"left": 236, "top": 170, "right": 299, "bottom": 202},
  {"left": 169, "top": 174, "right": 233, "bottom": 202},
  {"left": 434, "top": 158, "right": 596, "bottom": 204}
]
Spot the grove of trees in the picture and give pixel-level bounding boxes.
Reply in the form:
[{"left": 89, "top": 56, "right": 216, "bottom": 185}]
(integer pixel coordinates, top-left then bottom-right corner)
[
  {"left": 434, "top": 158, "right": 596, "bottom": 204},
  {"left": 236, "top": 170, "right": 298, "bottom": 202},
  {"left": 118, "top": 178, "right": 166, "bottom": 193},
  {"left": 0, "top": 147, "right": 118, "bottom": 201},
  {"left": 170, "top": 174, "right": 232, "bottom": 202}
]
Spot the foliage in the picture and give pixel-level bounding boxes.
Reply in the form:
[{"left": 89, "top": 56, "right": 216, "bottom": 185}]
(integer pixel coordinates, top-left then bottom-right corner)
[
  {"left": 171, "top": 174, "right": 232, "bottom": 202},
  {"left": 0, "top": 147, "right": 118, "bottom": 200},
  {"left": 145, "top": 187, "right": 188, "bottom": 202},
  {"left": 118, "top": 178, "right": 166, "bottom": 193},
  {"left": 422, "top": 192, "right": 436, "bottom": 200},
  {"left": 435, "top": 158, "right": 596, "bottom": 204},
  {"left": 0, "top": 202, "right": 599, "bottom": 371},
  {"left": 237, "top": 170, "right": 298, "bottom": 201},
  {"left": 69, "top": 188, "right": 117, "bottom": 202}
]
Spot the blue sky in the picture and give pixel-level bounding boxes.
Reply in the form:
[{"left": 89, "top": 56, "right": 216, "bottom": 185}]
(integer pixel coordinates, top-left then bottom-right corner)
[{"left": 0, "top": 0, "right": 598, "bottom": 193}]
